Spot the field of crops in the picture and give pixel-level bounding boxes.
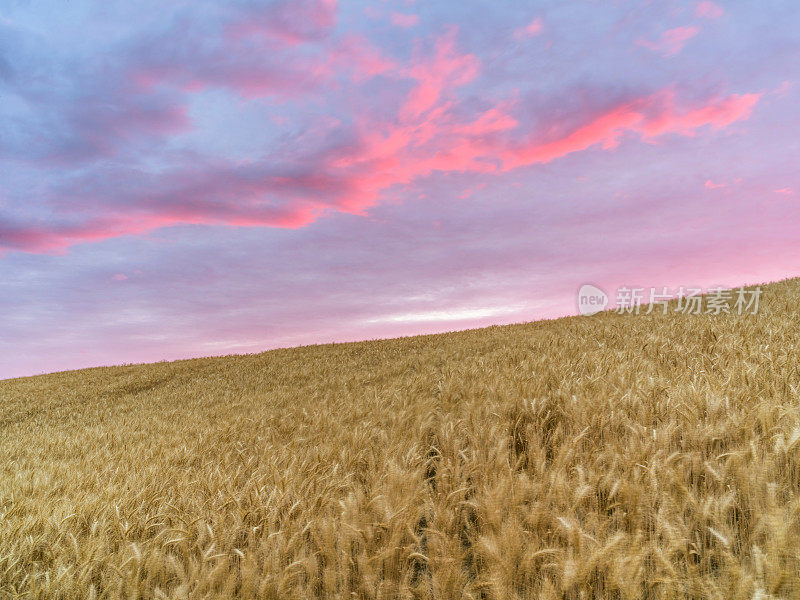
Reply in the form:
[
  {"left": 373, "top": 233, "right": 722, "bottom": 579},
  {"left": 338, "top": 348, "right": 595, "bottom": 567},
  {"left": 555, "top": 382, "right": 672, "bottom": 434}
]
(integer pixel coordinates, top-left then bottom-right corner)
[{"left": 1, "top": 278, "right": 799, "bottom": 599}]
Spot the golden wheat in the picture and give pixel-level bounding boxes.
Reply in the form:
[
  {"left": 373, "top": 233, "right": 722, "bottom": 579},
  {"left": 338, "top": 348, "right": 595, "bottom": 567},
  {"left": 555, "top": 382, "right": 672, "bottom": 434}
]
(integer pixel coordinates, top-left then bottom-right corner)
[{"left": 1, "top": 279, "right": 799, "bottom": 599}]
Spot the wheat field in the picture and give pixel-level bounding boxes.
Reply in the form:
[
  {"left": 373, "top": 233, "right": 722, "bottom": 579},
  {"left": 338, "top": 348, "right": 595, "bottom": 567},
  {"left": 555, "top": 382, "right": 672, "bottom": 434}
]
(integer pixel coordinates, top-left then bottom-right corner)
[{"left": 1, "top": 279, "right": 800, "bottom": 599}]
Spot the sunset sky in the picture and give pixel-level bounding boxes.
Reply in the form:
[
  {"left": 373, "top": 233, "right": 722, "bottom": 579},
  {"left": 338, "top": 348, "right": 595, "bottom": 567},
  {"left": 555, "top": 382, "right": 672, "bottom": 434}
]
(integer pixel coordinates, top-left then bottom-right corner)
[{"left": 1, "top": 0, "right": 799, "bottom": 379}]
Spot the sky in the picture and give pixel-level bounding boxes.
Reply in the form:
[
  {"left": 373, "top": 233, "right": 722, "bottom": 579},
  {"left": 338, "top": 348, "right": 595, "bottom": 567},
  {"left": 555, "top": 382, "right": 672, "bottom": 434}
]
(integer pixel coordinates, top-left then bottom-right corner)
[{"left": 1, "top": 0, "right": 799, "bottom": 379}]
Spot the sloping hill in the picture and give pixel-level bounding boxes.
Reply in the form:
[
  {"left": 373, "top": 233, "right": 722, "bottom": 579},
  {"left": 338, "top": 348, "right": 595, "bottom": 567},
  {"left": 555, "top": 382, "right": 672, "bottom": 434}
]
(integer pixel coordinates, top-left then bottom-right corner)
[{"left": 1, "top": 279, "right": 799, "bottom": 599}]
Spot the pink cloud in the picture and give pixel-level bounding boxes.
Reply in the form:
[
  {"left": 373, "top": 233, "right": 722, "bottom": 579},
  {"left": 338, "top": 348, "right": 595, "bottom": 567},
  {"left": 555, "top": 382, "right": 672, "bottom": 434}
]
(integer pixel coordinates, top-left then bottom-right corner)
[
  {"left": 401, "top": 27, "right": 480, "bottom": 119},
  {"left": 112, "top": 273, "right": 128, "bottom": 281},
  {"left": 128, "top": 5, "right": 398, "bottom": 103},
  {"left": 502, "top": 105, "right": 642, "bottom": 169},
  {"left": 0, "top": 198, "right": 321, "bottom": 255},
  {"left": 8, "top": 85, "right": 758, "bottom": 255},
  {"left": 637, "top": 26, "right": 700, "bottom": 56},
  {"left": 774, "top": 80, "right": 793, "bottom": 97},
  {"left": 391, "top": 12, "right": 419, "bottom": 28},
  {"left": 454, "top": 103, "right": 519, "bottom": 136},
  {"left": 705, "top": 179, "right": 725, "bottom": 189},
  {"left": 123, "top": 1, "right": 391, "bottom": 105},
  {"left": 0, "top": 28, "right": 763, "bottom": 256},
  {"left": 775, "top": 187, "right": 794, "bottom": 195},
  {"left": 696, "top": 1, "right": 724, "bottom": 19},
  {"left": 226, "top": 0, "right": 338, "bottom": 45},
  {"left": 458, "top": 182, "right": 486, "bottom": 199},
  {"left": 639, "top": 90, "right": 760, "bottom": 137},
  {"left": 503, "top": 91, "right": 759, "bottom": 170},
  {"left": 514, "top": 17, "right": 544, "bottom": 39}
]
